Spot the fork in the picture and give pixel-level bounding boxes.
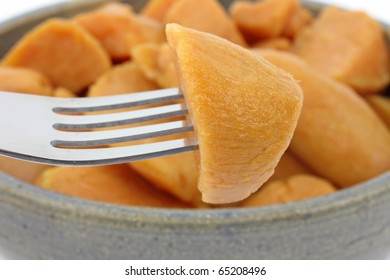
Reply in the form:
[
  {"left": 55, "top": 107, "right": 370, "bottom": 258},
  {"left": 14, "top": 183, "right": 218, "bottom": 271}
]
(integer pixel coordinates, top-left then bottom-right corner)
[{"left": 0, "top": 88, "right": 198, "bottom": 166}]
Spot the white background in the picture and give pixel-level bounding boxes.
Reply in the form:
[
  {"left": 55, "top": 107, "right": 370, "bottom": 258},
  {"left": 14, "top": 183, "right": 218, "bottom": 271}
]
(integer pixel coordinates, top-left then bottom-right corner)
[
  {"left": 0, "top": 0, "right": 389, "bottom": 24},
  {"left": 0, "top": 0, "right": 388, "bottom": 260},
  {"left": 1, "top": 260, "right": 390, "bottom": 279}
]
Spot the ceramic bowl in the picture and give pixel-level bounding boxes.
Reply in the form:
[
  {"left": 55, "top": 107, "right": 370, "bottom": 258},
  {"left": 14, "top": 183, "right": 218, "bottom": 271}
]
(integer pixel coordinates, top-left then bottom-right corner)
[{"left": 0, "top": 0, "right": 389, "bottom": 259}]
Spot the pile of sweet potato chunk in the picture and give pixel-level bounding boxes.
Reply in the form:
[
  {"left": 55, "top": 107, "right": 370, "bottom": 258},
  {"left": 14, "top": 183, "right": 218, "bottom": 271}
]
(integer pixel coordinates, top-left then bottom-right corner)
[{"left": 0, "top": 0, "right": 389, "bottom": 208}]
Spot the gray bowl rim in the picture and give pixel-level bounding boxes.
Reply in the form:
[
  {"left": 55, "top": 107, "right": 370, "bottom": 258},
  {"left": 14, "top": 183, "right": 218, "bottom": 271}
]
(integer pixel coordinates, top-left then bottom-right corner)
[
  {"left": 0, "top": 0, "right": 389, "bottom": 227},
  {"left": 2, "top": 171, "right": 390, "bottom": 226}
]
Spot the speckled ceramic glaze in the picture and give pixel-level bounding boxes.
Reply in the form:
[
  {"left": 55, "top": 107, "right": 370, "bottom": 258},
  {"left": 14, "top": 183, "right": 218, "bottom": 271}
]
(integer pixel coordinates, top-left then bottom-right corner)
[{"left": 0, "top": 0, "right": 390, "bottom": 259}]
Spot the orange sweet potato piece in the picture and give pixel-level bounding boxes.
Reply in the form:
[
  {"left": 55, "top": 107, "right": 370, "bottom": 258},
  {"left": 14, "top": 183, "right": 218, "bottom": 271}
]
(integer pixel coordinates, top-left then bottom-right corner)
[
  {"left": 88, "top": 61, "right": 158, "bottom": 97},
  {"left": 0, "top": 66, "right": 52, "bottom": 96},
  {"left": 251, "top": 37, "right": 291, "bottom": 51},
  {"left": 282, "top": 6, "right": 313, "bottom": 39},
  {"left": 164, "top": 0, "right": 247, "bottom": 46},
  {"left": 155, "top": 43, "right": 179, "bottom": 88},
  {"left": 366, "top": 95, "right": 390, "bottom": 128},
  {"left": 124, "top": 17, "right": 165, "bottom": 53},
  {"left": 257, "top": 49, "right": 390, "bottom": 187},
  {"left": 131, "top": 43, "right": 160, "bottom": 81},
  {"left": 268, "top": 150, "right": 312, "bottom": 182},
  {"left": 230, "top": 0, "right": 298, "bottom": 42},
  {"left": 292, "top": 7, "right": 390, "bottom": 95},
  {"left": 142, "top": 0, "right": 177, "bottom": 22},
  {"left": 167, "top": 24, "right": 303, "bottom": 204},
  {"left": 2, "top": 19, "right": 111, "bottom": 93},
  {"left": 97, "top": 2, "right": 134, "bottom": 15},
  {"left": 0, "top": 157, "right": 49, "bottom": 184},
  {"left": 130, "top": 152, "right": 202, "bottom": 206},
  {"left": 53, "top": 87, "right": 76, "bottom": 98},
  {"left": 35, "top": 165, "right": 190, "bottom": 208},
  {"left": 242, "top": 174, "right": 336, "bottom": 207},
  {"left": 74, "top": 3, "right": 164, "bottom": 60},
  {"left": 131, "top": 43, "right": 179, "bottom": 88}
]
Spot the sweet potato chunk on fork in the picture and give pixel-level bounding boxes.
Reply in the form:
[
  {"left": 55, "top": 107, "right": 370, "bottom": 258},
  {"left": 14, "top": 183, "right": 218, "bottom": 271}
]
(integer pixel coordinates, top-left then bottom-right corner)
[{"left": 167, "top": 24, "right": 303, "bottom": 204}]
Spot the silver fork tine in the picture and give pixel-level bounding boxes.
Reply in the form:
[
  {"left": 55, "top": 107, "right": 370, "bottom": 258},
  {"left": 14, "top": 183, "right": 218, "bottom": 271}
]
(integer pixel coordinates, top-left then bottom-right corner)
[
  {"left": 52, "top": 120, "right": 194, "bottom": 147},
  {"left": 2, "top": 138, "right": 198, "bottom": 166},
  {"left": 53, "top": 88, "right": 183, "bottom": 113},
  {"left": 53, "top": 103, "right": 187, "bottom": 130},
  {"left": 52, "top": 138, "right": 197, "bottom": 163}
]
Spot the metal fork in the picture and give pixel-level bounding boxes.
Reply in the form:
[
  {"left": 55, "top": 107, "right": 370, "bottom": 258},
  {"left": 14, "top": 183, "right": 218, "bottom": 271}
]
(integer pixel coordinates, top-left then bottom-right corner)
[{"left": 0, "top": 88, "right": 198, "bottom": 166}]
